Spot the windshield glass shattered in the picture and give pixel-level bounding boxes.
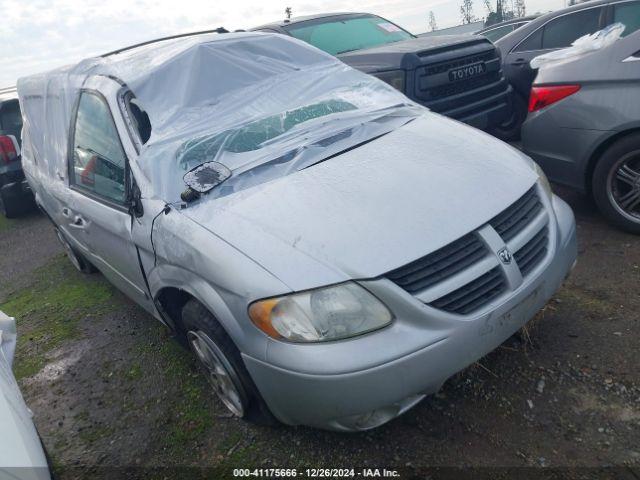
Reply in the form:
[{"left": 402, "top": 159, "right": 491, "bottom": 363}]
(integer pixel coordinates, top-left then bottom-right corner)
[{"left": 176, "top": 100, "right": 357, "bottom": 171}]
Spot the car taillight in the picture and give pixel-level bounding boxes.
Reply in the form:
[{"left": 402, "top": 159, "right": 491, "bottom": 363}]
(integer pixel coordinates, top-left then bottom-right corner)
[
  {"left": 528, "top": 85, "right": 581, "bottom": 113},
  {"left": 0, "top": 135, "right": 18, "bottom": 164}
]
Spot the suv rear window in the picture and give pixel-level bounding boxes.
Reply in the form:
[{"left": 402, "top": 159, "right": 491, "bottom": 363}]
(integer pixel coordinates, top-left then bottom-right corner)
[{"left": 284, "top": 15, "right": 413, "bottom": 55}]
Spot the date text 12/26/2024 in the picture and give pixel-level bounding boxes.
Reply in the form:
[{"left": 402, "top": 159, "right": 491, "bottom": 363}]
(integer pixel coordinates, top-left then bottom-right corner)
[{"left": 233, "top": 469, "right": 401, "bottom": 478}]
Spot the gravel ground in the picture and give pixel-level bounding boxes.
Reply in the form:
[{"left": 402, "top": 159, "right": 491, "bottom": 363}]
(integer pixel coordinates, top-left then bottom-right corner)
[{"left": 0, "top": 186, "right": 638, "bottom": 479}]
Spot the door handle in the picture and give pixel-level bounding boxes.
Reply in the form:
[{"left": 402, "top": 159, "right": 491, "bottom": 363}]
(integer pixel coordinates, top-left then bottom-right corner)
[
  {"left": 71, "top": 216, "right": 86, "bottom": 228},
  {"left": 512, "top": 58, "right": 529, "bottom": 66},
  {"left": 62, "top": 207, "right": 70, "bottom": 217}
]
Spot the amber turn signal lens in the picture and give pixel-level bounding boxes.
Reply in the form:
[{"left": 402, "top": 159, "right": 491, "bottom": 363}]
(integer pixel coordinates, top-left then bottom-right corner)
[{"left": 248, "top": 299, "right": 282, "bottom": 339}]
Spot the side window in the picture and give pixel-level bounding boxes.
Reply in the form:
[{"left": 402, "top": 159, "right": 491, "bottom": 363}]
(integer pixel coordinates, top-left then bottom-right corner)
[
  {"left": 71, "top": 92, "right": 127, "bottom": 204},
  {"left": 614, "top": 1, "right": 640, "bottom": 36},
  {"left": 125, "top": 95, "right": 152, "bottom": 145},
  {"left": 483, "top": 25, "right": 514, "bottom": 42},
  {"left": 542, "top": 8, "right": 604, "bottom": 49},
  {"left": 514, "top": 27, "right": 543, "bottom": 52}
]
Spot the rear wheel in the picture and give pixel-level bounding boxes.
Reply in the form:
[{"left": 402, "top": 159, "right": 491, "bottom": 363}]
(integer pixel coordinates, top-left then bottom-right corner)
[
  {"left": 0, "top": 189, "right": 25, "bottom": 218},
  {"left": 592, "top": 134, "right": 640, "bottom": 234},
  {"left": 55, "top": 228, "right": 97, "bottom": 273},
  {"left": 181, "top": 299, "right": 278, "bottom": 425}
]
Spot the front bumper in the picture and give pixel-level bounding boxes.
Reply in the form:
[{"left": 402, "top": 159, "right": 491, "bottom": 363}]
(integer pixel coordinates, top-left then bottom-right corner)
[
  {"left": 243, "top": 195, "right": 577, "bottom": 431},
  {"left": 418, "top": 83, "right": 513, "bottom": 131}
]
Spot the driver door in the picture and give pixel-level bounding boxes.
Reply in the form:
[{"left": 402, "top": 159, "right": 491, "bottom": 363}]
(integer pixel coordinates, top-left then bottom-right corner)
[{"left": 66, "top": 85, "right": 152, "bottom": 310}]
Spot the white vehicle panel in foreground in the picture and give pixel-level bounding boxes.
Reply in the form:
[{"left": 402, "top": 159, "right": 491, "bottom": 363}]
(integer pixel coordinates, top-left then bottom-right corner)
[{"left": 0, "top": 311, "right": 51, "bottom": 480}]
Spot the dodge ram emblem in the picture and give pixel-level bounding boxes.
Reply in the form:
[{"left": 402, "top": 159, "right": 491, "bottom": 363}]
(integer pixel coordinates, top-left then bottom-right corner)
[{"left": 498, "top": 247, "right": 513, "bottom": 265}]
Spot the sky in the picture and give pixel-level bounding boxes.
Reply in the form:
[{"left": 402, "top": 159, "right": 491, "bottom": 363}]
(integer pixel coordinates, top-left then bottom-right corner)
[{"left": 0, "top": 0, "right": 565, "bottom": 88}]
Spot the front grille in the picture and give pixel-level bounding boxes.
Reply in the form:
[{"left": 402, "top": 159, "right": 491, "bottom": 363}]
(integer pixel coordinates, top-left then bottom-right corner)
[
  {"left": 427, "top": 71, "right": 501, "bottom": 101},
  {"left": 414, "top": 42, "right": 507, "bottom": 118},
  {"left": 490, "top": 186, "right": 542, "bottom": 242},
  {"left": 514, "top": 227, "right": 549, "bottom": 277},
  {"left": 430, "top": 266, "right": 507, "bottom": 315},
  {"left": 385, "top": 185, "right": 548, "bottom": 316},
  {"left": 422, "top": 51, "right": 496, "bottom": 76},
  {"left": 387, "top": 233, "right": 487, "bottom": 295}
]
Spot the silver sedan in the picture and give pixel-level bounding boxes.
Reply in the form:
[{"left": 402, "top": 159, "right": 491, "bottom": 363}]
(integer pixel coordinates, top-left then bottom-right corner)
[{"left": 522, "top": 30, "right": 640, "bottom": 234}]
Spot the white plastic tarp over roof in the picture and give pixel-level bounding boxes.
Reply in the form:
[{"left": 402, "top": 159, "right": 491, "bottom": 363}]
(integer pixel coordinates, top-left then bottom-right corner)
[{"left": 18, "top": 32, "right": 421, "bottom": 203}]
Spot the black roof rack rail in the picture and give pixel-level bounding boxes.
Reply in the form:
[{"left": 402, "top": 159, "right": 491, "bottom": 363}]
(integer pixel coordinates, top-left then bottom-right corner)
[{"left": 101, "top": 27, "right": 230, "bottom": 57}]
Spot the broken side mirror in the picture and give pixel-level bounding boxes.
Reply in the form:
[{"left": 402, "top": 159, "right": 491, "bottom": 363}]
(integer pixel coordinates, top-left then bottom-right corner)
[{"left": 181, "top": 161, "right": 231, "bottom": 203}]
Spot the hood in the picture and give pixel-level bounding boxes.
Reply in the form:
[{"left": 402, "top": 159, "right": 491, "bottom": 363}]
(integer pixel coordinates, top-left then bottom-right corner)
[
  {"left": 180, "top": 113, "right": 537, "bottom": 291},
  {"left": 338, "top": 35, "right": 491, "bottom": 73}
]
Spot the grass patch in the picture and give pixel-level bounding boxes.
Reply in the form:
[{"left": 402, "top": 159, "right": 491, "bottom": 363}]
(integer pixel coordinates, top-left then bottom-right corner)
[
  {"left": 78, "top": 424, "right": 115, "bottom": 445},
  {"left": 156, "top": 340, "right": 213, "bottom": 450},
  {"left": 555, "top": 284, "right": 616, "bottom": 316},
  {"left": 125, "top": 362, "right": 143, "bottom": 380},
  {"left": 0, "top": 215, "right": 15, "bottom": 231},
  {"left": 0, "top": 255, "right": 117, "bottom": 380}
]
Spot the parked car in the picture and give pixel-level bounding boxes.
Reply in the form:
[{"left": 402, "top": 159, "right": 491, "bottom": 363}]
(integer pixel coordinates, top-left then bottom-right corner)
[
  {"left": 0, "top": 311, "right": 52, "bottom": 480},
  {"left": 252, "top": 13, "right": 513, "bottom": 132},
  {"left": 0, "top": 88, "right": 34, "bottom": 218},
  {"left": 494, "top": 0, "right": 640, "bottom": 139},
  {"left": 476, "top": 15, "right": 539, "bottom": 43},
  {"left": 19, "top": 32, "right": 577, "bottom": 431},
  {"left": 522, "top": 30, "right": 640, "bottom": 233}
]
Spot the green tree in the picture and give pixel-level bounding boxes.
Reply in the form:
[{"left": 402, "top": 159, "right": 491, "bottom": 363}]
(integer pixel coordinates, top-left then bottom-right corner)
[
  {"left": 428, "top": 11, "right": 438, "bottom": 31},
  {"left": 460, "top": 0, "right": 476, "bottom": 23}
]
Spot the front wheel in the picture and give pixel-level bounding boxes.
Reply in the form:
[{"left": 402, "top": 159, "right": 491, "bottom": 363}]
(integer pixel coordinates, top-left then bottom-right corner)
[
  {"left": 181, "top": 299, "right": 278, "bottom": 425},
  {"left": 592, "top": 134, "right": 640, "bottom": 234}
]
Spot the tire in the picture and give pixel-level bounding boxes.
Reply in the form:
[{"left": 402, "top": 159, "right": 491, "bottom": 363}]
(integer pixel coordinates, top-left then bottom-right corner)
[
  {"left": 0, "top": 189, "right": 25, "bottom": 218},
  {"left": 592, "top": 134, "right": 640, "bottom": 234},
  {"left": 490, "top": 92, "right": 528, "bottom": 142},
  {"left": 54, "top": 228, "right": 98, "bottom": 274},
  {"left": 181, "top": 299, "right": 278, "bottom": 425}
]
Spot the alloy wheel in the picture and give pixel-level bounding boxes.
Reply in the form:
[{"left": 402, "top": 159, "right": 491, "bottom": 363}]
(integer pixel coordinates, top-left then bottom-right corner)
[
  {"left": 607, "top": 150, "right": 640, "bottom": 223},
  {"left": 187, "top": 330, "right": 246, "bottom": 417}
]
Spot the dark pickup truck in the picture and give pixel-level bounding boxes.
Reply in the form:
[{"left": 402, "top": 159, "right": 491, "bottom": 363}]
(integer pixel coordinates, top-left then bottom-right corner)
[
  {"left": 253, "top": 12, "right": 513, "bottom": 131},
  {"left": 0, "top": 87, "right": 33, "bottom": 218}
]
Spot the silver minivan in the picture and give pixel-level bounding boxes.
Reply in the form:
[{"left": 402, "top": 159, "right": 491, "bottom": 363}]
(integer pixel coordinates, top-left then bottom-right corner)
[{"left": 18, "top": 32, "right": 577, "bottom": 431}]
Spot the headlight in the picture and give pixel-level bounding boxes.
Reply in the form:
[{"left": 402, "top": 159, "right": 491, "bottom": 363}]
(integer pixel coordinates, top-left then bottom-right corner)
[
  {"left": 248, "top": 282, "right": 393, "bottom": 343},
  {"left": 372, "top": 70, "right": 405, "bottom": 92},
  {"left": 533, "top": 162, "right": 553, "bottom": 198}
]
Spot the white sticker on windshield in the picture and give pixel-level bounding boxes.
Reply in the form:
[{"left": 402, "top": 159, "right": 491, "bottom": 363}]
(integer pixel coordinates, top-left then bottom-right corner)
[{"left": 377, "top": 22, "right": 401, "bottom": 33}]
